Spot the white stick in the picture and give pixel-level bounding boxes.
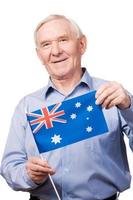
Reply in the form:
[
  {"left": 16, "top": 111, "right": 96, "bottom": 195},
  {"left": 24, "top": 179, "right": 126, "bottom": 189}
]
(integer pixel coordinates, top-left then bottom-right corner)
[
  {"left": 25, "top": 109, "right": 61, "bottom": 200},
  {"left": 40, "top": 154, "right": 61, "bottom": 200}
]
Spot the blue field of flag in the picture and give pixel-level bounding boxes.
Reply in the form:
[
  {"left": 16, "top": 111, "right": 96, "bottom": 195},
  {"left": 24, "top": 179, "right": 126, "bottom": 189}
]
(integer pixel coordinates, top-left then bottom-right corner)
[{"left": 27, "top": 90, "right": 108, "bottom": 153}]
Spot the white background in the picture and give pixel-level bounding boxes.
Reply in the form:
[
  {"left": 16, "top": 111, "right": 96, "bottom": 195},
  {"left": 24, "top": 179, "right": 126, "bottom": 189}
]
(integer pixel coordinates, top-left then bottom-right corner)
[{"left": 0, "top": 0, "right": 133, "bottom": 199}]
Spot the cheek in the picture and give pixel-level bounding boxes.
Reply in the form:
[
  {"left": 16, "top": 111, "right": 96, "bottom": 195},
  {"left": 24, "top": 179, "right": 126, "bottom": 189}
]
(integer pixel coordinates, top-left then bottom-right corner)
[
  {"left": 41, "top": 56, "right": 48, "bottom": 64},
  {"left": 68, "top": 44, "right": 81, "bottom": 57},
  {"left": 62, "top": 42, "right": 79, "bottom": 55},
  {"left": 68, "top": 48, "right": 81, "bottom": 60},
  {"left": 38, "top": 50, "right": 50, "bottom": 64}
]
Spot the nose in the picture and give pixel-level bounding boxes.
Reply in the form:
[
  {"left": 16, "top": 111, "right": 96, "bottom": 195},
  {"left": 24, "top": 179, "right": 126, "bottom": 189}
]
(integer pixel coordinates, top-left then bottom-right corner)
[{"left": 51, "top": 41, "right": 62, "bottom": 56}]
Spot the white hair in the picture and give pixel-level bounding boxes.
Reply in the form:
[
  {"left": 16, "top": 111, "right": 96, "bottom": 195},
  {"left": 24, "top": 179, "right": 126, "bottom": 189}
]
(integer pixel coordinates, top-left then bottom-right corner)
[{"left": 34, "top": 14, "right": 84, "bottom": 46}]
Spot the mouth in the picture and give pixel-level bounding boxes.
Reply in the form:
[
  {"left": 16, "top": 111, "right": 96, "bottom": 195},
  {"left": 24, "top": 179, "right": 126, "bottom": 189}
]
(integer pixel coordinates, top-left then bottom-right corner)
[{"left": 52, "top": 58, "right": 68, "bottom": 63}]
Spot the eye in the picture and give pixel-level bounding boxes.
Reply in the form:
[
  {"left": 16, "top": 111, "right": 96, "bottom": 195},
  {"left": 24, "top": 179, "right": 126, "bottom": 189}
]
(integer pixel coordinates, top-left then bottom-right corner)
[
  {"left": 42, "top": 42, "right": 51, "bottom": 48},
  {"left": 59, "top": 38, "right": 68, "bottom": 43}
]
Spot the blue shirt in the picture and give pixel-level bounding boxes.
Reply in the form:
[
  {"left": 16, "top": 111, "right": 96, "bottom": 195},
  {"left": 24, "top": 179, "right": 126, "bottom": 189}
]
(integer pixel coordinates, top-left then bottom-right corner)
[{"left": 1, "top": 68, "right": 133, "bottom": 200}]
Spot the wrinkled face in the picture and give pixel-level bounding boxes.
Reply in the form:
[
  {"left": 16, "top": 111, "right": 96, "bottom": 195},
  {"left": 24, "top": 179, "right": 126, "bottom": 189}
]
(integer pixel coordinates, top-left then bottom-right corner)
[{"left": 36, "top": 19, "right": 86, "bottom": 80}]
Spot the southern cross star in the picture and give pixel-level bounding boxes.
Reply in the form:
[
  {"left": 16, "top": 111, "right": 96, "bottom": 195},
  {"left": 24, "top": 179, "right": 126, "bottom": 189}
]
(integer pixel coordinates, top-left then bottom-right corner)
[
  {"left": 86, "top": 126, "right": 93, "bottom": 133},
  {"left": 75, "top": 102, "right": 81, "bottom": 108},
  {"left": 70, "top": 113, "right": 77, "bottom": 119},
  {"left": 51, "top": 134, "right": 62, "bottom": 145},
  {"left": 87, "top": 105, "right": 93, "bottom": 112}
]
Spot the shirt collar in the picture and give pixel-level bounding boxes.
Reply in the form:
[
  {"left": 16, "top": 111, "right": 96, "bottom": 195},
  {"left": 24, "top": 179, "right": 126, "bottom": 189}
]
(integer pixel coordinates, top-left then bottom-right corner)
[
  {"left": 80, "top": 67, "right": 92, "bottom": 89},
  {"left": 44, "top": 67, "right": 92, "bottom": 98}
]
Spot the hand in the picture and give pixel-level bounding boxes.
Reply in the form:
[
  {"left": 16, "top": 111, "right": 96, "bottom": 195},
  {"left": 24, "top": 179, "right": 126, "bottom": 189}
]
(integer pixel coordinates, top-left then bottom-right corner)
[
  {"left": 26, "top": 157, "right": 55, "bottom": 184},
  {"left": 95, "top": 81, "right": 131, "bottom": 109}
]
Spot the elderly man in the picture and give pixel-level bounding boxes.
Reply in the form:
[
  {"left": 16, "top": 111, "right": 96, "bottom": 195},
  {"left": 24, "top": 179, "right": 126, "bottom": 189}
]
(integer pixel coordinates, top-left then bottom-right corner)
[{"left": 0, "top": 15, "right": 133, "bottom": 200}]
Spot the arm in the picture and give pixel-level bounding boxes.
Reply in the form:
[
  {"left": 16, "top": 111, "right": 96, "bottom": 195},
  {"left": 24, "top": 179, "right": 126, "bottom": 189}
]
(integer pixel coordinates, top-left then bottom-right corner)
[
  {"left": 95, "top": 81, "right": 133, "bottom": 151},
  {"left": 118, "top": 95, "right": 133, "bottom": 151},
  {"left": 0, "top": 98, "right": 55, "bottom": 191}
]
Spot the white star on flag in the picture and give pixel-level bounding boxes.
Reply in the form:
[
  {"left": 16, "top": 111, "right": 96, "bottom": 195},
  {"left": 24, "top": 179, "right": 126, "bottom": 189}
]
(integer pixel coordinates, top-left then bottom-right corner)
[
  {"left": 51, "top": 134, "right": 62, "bottom": 144},
  {"left": 70, "top": 113, "right": 77, "bottom": 119},
  {"left": 87, "top": 105, "right": 93, "bottom": 112},
  {"left": 86, "top": 126, "right": 93, "bottom": 133},
  {"left": 75, "top": 102, "right": 81, "bottom": 108}
]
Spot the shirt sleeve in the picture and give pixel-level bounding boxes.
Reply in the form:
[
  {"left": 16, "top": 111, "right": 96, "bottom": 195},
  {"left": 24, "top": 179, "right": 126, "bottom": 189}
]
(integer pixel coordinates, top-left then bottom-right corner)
[
  {"left": 118, "top": 93, "right": 133, "bottom": 151},
  {"left": 0, "top": 97, "right": 39, "bottom": 191}
]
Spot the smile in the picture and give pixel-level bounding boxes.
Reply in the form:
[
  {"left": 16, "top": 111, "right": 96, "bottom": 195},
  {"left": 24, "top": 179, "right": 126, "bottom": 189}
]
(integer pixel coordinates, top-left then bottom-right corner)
[{"left": 52, "top": 58, "right": 68, "bottom": 63}]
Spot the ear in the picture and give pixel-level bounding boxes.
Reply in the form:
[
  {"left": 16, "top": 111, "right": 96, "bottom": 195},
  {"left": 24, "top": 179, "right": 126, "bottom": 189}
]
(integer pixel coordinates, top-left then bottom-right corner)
[
  {"left": 36, "top": 47, "right": 41, "bottom": 60},
  {"left": 79, "top": 35, "right": 87, "bottom": 55}
]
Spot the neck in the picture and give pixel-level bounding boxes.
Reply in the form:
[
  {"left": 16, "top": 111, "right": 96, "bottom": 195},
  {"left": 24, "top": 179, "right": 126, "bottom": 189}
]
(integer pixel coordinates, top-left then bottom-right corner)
[{"left": 51, "top": 68, "right": 83, "bottom": 95}]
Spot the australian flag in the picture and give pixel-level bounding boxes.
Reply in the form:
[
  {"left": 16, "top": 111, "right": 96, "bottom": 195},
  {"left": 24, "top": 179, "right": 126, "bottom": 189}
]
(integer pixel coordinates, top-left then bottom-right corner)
[{"left": 27, "top": 90, "right": 108, "bottom": 153}]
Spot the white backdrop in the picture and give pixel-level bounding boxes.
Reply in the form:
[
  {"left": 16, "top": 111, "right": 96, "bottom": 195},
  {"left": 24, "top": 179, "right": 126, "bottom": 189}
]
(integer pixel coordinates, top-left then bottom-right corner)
[{"left": 0, "top": 0, "right": 133, "bottom": 199}]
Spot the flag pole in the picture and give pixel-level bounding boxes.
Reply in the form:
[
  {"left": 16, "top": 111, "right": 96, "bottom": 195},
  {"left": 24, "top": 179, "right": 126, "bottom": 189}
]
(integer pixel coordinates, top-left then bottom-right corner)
[{"left": 40, "top": 154, "right": 61, "bottom": 200}]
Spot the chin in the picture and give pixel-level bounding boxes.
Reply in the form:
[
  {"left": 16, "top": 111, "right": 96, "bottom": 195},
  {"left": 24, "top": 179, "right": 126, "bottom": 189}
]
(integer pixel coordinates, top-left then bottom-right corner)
[
  {"left": 54, "top": 68, "right": 70, "bottom": 75},
  {"left": 52, "top": 71, "right": 70, "bottom": 80}
]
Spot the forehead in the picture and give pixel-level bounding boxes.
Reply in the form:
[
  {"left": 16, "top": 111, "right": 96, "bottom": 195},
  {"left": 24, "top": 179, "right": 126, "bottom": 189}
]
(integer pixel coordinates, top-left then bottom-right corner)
[{"left": 36, "top": 19, "right": 76, "bottom": 42}]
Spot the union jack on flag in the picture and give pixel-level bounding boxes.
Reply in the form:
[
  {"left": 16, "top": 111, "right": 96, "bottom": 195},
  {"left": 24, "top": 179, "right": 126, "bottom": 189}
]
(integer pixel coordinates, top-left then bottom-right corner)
[
  {"left": 27, "top": 103, "right": 67, "bottom": 133},
  {"left": 27, "top": 90, "right": 108, "bottom": 153}
]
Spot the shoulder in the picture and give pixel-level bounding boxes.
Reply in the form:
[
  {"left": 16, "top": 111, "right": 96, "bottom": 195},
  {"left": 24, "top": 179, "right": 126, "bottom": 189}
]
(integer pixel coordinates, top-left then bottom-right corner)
[
  {"left": 26, "top": 86, "right": 46, "bottom": 99},
  {"left": 15, "top": 86, "right": 47, "bottom": 113}
]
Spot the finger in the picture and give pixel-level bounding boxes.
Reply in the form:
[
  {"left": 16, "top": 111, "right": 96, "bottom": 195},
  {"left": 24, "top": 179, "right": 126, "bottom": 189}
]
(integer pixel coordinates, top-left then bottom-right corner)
[
  {"left": 106, "top": 95, "right": 123, "bottom": 109},
  {"left": 30, "top": 157, "right": 49, "bottom": 167},
  {"left": 31, "top": 171, "right": 48, "bottom": 176},
  {"left": 30, "top": 174, "right": 47, "bottom": 183},
  {"left": 96, "top": 86, "right": 117, "bottom": 105},
  {"left": 31, "top": 169, "right": 55, "bottom": 176},
  {"left": 30, "top": 164, "right": 55, "bottom": 173},
  {"left": 101, "top": 90, "right": 121, "bottom": 108},
  {"left": 95, "top": 81, "right": 121, "bottom": 99}
]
